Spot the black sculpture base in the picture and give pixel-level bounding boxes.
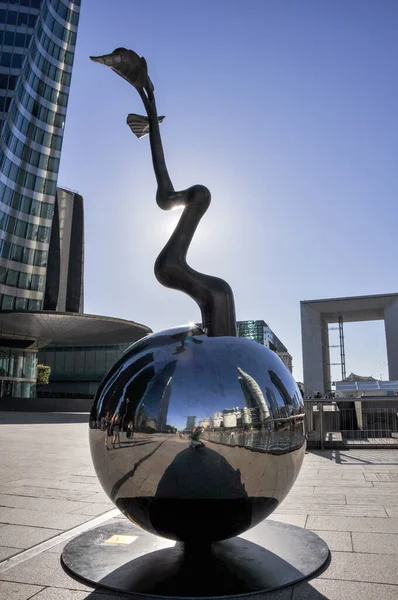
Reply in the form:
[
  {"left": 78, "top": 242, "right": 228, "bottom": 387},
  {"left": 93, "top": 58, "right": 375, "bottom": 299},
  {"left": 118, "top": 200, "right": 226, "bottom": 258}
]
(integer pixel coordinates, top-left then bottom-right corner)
[{"left": 61, "top": 519, "right": 329, "bottom": 597}]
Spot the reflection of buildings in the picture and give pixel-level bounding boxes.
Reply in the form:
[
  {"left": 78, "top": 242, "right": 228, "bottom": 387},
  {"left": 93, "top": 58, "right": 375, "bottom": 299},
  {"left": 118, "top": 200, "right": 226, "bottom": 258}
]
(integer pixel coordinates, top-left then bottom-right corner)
[
  {"left": 223, "top": 407, "right": 242, "bottom": 428},
  {"left": 186, "top": 415, "right": 196, "bottom": 430},
  {"left": 213, "top": 411, "right": 223, "bottom": 428},
  {"left": 158, "top": 376, "right": 172, "bottom": 432},
  {"left": 199, "top": 417, "right": 212, "bottom": 429},
  {"left": 237, "top": 320, "right": 293, "bottom": 373},
  {"left": 136, "top": 361, "right": 176, "bottom": 432},
  {"left": 237, "top": 367, "right": 270, "bottom": 422}
]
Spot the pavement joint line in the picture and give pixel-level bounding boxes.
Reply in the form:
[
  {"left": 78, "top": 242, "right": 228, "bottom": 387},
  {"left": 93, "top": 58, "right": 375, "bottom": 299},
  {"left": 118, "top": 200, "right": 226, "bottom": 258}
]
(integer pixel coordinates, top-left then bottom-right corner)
[{"left": 0, "top": 507, "right": 120, "bottom": 573}]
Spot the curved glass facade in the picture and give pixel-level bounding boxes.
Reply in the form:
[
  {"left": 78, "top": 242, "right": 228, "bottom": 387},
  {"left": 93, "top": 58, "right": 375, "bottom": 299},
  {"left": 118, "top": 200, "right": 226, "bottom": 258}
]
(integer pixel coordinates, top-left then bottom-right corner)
[
  {"left": 0, "top": 345, "right": 37, "bottom": 397},
  {"left": 0, "top": 0, "right": 80, "bottom": 311},
  {"left": 38, "top": 344, "right": 133, "bottom": 397}
]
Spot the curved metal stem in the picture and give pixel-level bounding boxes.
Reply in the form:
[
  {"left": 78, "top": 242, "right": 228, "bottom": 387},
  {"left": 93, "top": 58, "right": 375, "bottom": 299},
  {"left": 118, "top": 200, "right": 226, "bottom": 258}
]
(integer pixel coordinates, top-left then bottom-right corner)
[{"left": 140, "top": 85, "right": 237, "bottom": 337}]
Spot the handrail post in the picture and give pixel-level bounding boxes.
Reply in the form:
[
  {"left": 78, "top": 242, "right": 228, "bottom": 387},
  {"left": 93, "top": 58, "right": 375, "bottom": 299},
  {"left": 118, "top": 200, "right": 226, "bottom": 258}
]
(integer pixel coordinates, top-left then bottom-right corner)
[{"left": 319, "top": 401, "right": 325, "bottom": 450}]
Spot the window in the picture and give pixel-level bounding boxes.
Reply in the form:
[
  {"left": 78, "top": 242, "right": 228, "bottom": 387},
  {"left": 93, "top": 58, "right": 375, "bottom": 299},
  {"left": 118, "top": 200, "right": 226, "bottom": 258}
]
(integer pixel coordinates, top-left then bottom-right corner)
[
  {"left": 1, "top": 241, "right": 11, "bottom": 259},
  {"left": 32, "top": 274, "right": 44, "bottom": 291},
  {"left": 18, "top": 272, "right": 31, "bottom": 290},
  {"left": 10, "top": 244, "right": 23, "bottom": 262},
  {"left": 15, "top": 297, "right": 28, "bottom": 310},
  {"left": 33, "top": 249, "right": 47, "bottom": 267},
  {"left": 37, "top": 226, "right": 49, "bottom": 242},
  {"left": 6, "top": 216, "right": 16, "bottom": 235},
  {"left": 2, "top": 295, "right": 15, "bottom": 310},
  {"left": 15, "top": 220, "right": 27, "bottom": 238},
  {"left": 11, "top": 54, "right": 23, "bottom": 69},
  {"left": 22, "top": 246, "right": 34, "bottom": 265},
  {"left": 27, "top": 223, "right": 38, "bottom": 240},
  {"left": 28, "top": 299, "right": 41, "bottom": 311},
  {"left": 0, "top": 53, "right": 12, "bottom": 68},
  {"left": 20, "top": 196, "right": 31, "bottom": 213},
  {"left": 6, "top": 270, "right": 18, "bottom": 287},
  {"left": 30, "top": 199, "right": 41, "bottom": 216},
  {"left": 40, "top": 202, "right": 53, "bottom": 219},
  {"left": 0, "top": 267, "right": 6, "bottom": 284},
  {"left": 3, "top": 31, "right": 14, "bottom": 46}
]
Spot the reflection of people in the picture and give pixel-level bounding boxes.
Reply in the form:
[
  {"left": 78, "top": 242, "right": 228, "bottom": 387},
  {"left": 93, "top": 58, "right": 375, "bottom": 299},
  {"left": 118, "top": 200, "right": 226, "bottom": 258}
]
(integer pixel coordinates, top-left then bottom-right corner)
[
  {"left": 189, "top": 426, "right": 205, "bottom": 449},
  {"left": 105, "top": 412, "right": 112, "bottom": 450},
  {"left": 112, "top": 414, "right": 121, "bottom": 448},
  {"left": 126, "top": 420, "right": 134, "bottom": 439}
]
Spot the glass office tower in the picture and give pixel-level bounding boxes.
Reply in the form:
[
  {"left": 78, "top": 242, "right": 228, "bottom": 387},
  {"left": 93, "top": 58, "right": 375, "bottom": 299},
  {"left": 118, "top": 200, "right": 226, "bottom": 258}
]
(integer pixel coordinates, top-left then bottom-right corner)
[{"left": 0, "top": 0, "right": 80, "bottom": 311}]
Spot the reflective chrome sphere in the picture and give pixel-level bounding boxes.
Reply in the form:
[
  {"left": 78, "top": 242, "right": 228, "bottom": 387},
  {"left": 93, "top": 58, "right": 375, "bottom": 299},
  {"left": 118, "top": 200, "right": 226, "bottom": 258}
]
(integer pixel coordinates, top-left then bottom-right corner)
[{"left": 89, "top": 325, "right": 306, "bottom": 543}]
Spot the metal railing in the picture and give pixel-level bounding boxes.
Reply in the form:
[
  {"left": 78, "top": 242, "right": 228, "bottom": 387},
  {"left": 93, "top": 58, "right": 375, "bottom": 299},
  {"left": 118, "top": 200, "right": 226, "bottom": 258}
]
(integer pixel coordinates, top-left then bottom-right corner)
[{"left": 304, "top": 398, "right": 398, "bottom": 449}]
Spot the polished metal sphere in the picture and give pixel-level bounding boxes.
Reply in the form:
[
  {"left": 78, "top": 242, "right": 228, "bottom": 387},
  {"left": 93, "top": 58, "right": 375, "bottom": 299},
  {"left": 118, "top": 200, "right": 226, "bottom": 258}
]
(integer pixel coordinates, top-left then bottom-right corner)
[{"left": 89, "top": 325, "right": 306, "bottom": 543}]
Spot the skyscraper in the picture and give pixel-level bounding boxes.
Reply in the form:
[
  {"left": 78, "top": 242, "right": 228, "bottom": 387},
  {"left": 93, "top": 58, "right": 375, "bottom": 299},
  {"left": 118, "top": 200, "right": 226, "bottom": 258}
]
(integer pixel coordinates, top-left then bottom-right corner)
[{"left": 0, "top": 0, "right": 81, "bottom": 311}]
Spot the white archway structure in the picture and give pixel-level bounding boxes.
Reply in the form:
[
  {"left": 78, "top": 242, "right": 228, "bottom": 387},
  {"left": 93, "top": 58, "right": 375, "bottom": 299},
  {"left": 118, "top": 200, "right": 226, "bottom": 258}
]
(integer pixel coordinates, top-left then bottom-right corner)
[{"left": 301, "top": 293, "right": 398, "bottom": 396}]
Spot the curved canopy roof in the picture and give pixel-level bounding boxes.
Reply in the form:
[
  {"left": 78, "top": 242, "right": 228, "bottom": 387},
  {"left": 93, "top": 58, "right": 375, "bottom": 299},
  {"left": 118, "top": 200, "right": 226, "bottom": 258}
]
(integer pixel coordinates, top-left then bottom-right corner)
[{"left": 0, "top": 311, "right": 152, "bottom": 349}]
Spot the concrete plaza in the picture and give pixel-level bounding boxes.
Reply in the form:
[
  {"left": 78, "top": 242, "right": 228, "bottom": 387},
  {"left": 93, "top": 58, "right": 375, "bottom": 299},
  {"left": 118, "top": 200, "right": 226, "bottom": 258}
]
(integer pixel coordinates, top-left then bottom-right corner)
[{"left": 0, "top": 412, "right": 398, "bottom": 599}]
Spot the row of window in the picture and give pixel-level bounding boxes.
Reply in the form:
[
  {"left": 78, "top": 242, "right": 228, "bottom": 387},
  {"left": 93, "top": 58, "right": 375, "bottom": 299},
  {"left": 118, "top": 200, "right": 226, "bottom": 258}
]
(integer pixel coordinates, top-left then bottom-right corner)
[
  {"left": 6, "top": 1, "right": 41, "bottom": 8},
  {"left": 0, "top": 185, "right": 54, "bottom": 220},
  {"left": 24, "top": 62, "right": 69, "bottom": 107},
  {"left": 4, "top": 101, "right": 63, "bottom": 150},
  {"left": 0, "top": 30, "right": 31, "bottom": 50},
  {"left": 37, "top": 23, "right": 75, "bottom": 67},
  {"left": 30, "top": 43, "right": 72, "bottom": 86},
  {"left": 0, "top": 264, "right": 45, "bottom": 291},
  {"left": 16, "top": 79, "right": 66, "bottom": 129},
  {"left": 43, "top": 6, "right": 77, "bottom": 47},
  {"left": 0, "top": 9, "right": 37, "bottom": 29},
  {"left": 0, "top": 210, "right": 51, "bottom": 242},
  {"left": 0, "top": 51, "right": 24, "bottom": 70},
  {"left": 4, "top": 137, "right": 60, "bottom": 173},
  {"left": 0, "top": 155, "right": 57, "bottom": 196},
  {"left": 52, "top": 0, "right": 80, "bottom": 27},
  {"left": 0, "top": 293, "right": 41, "bottom": 311},
  {"left": 0, "top": 238, "right": 48, "bottom": 267}
]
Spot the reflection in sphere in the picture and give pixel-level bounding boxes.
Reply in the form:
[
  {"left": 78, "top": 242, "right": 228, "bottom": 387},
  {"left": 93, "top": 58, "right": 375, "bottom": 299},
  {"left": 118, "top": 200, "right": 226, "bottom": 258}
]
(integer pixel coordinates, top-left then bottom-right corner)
[{"left": 89, "top": 325, "right": 306, "bottom": 543}]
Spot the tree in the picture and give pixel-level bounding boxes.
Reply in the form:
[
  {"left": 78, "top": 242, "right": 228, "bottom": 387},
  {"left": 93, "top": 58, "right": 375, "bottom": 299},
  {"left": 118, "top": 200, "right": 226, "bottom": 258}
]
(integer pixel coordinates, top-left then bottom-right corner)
[{"left": 37, "top": 364, "right": 51, "bottom": 386}]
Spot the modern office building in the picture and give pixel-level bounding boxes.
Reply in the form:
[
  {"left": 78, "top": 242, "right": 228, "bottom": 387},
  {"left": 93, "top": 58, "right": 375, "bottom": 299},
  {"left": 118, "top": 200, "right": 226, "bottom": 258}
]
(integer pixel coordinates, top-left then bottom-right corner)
[
  {"left": 0, "top": 0, "right": 80, "bottom": 311},
  {"left": 43, "top": 186, "right": 84, "bottom": 312},
  {"left": 237, "top": 320, "right": 293, "bottom": 373}
]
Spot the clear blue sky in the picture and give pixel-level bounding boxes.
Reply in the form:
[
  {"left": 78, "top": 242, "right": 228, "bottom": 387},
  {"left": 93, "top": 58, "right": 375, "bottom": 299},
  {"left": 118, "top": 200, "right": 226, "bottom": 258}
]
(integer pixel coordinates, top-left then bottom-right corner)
[{"left": 58, "top": 0, "right": 398, "bottom": 382}]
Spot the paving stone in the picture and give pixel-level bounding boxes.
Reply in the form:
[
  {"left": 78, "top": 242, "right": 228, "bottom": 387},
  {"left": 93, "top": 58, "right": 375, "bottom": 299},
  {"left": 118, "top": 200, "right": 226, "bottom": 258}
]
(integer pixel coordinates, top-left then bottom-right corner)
[
  {"left": 386, "top": 507, "right": 398, "bottom": 517},
  {"left": 0, "top": 494, "right": 89, "bottom": 514},
  {"left": 309, "top": 530, "right": 352, "bottom": 551},
  {"left": 319, "top": 551, "right": 398, "bottom": 584},
  {"left": 275, "top": 504, "right": 386, "bottom": 517},
  {"left": 292, "top": 579, "right": 398, "bottom": 599},
  {"left": 306, "top": 515, "right": 398, "bottom": 533},
  {"left": 352, "top": 531, "right": 398, "bottom": 554},
  {"left": 32, "top": 588, "right": 152, "bottom": 599},
  {"left": 71, "top": 503, "right": 114, "bottom": 517},
  {"left": 0, "top": 525, "right": 63, "bottom": 549},
  {"left": 0, "top": 546, "right": 19, "bottom": 560},
  {"left": 295, "top": 479, "right": 373, "bottom": 488},
  {"left": 0, "top": 551, "right": 93, "bottom": 590},
  {"left": 267, "top": 514, "right": 307, "bottom": 528},
  {"left": 0, "top": 507, "right": 93, "bottom": 530},
  {"left": 346, "top": 492, "right": 398, "bottom": 506},
  {"left": 0, "top": 581, "right": 44, "bottom": 599},
  {"left": 2, "top": 486, "right": 96, "bottom": 502}
]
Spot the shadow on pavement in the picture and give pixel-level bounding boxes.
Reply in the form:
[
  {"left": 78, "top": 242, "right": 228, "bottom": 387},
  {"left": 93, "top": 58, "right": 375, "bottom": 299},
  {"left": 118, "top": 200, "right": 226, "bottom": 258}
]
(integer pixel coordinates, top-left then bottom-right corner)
[{"left": 0, "top": 411, "right": 89, "bottom": 425}]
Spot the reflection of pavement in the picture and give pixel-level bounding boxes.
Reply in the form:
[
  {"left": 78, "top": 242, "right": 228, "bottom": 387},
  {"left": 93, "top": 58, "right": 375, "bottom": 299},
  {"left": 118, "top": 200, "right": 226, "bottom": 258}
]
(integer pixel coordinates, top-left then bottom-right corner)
[{"left": 95, "top": 431, "right": 305, "bottom": 503}]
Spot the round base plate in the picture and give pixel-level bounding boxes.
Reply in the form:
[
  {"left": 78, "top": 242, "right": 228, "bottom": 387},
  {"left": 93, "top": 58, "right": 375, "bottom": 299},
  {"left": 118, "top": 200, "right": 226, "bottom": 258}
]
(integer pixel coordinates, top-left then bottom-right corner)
[{"left": 61, "top": 519, "right": 329, "bottom": 598}]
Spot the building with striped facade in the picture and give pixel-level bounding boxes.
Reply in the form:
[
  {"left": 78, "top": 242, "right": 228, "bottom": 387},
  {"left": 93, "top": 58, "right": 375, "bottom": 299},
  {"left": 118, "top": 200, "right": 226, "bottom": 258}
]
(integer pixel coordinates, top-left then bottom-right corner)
[{"left": 0, "top": 0, "right": 80, "bottom": 311}]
